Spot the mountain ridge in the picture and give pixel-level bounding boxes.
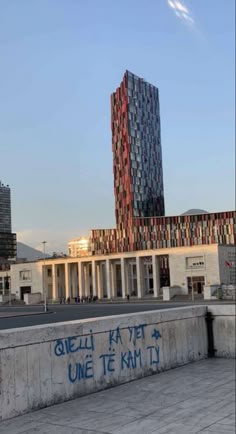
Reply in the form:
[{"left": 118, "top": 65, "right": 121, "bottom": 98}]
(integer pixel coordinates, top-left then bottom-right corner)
[{"left": 17, "top": 242, "right": 50, "bottom": 261}]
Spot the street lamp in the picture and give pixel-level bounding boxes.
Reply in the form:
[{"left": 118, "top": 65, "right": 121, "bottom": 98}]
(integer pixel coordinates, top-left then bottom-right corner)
[
  {"left": 190, "top": 265, "right": 194, "bottom": 302},
  {"left": 42, "top": 241, "right": 47, "bottom": 312}
]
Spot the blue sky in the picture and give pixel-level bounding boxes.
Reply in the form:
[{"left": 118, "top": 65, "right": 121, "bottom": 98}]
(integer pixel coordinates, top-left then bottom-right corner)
[{"left": 0, "top": 0, "right": 235, "bottom": 253}]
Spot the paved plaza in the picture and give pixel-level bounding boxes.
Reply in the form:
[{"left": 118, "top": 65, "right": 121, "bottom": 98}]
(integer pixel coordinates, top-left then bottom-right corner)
[{"left": 0, "top": 358, "right": 234, "bottom": 434}]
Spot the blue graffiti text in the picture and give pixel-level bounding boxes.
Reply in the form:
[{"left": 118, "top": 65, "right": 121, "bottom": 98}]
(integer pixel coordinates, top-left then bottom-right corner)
[
  {"left": 100, "top": 352, "right": 116, "bottom": 375},
  {"left": 109, "top": 328, "right": 122, "bottom": 346},
  {"left": 147, "top": 346, "right": 160, "bottom": 366},
  {"left": 128, "top": 324, "right": 146, "bottom": 345},
  {"left": 68, "top": 357, "right": 93, "bottom": 383},
  {"left": 121, "top": 348, "right": 142, "bottom": 370},
  {"left": 54, "top": 334, "right": 94, "bottom": 357}
]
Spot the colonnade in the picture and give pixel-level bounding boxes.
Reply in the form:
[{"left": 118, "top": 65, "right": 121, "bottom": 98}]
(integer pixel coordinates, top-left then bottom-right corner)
[{"left": 44, "top": 255, "right": 161, "bottom": 301}]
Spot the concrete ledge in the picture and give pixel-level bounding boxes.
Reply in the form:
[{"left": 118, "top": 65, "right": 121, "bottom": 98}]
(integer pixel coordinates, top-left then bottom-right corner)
[
  {"left": 0, "top": 305, "right": 207, "bottom": 350},
  {"left": 162, "top": 286, "right": 185, "bottom": 301},
  {"left": 0, "top": 306, "right": 208, "bottom": 421},
  {"left": 208, "top": 304, "right": 235, "bottom": 358},
  {"left": 208, "top": 304, "right": 236, "bottom": 316}
]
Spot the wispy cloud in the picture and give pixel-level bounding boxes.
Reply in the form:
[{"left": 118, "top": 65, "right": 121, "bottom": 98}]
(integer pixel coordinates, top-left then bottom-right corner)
[{"left": 167, "top": 0, "right": 194, "bottom": 25}]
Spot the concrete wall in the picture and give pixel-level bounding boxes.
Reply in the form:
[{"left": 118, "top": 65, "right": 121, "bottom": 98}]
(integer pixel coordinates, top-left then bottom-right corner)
[
  {"left": 0, "top": 306, "right": 208, "bottom": 421},
  {"left": 204, "top": 285, "right": 219, "bottom": 300},
  {"left": 24, "top": 292, "right": 42, "bottom": 305},
  {"left": 209, "top": 305, "right": 236, "bottom": 358},
  {"left": 163, "top": 286, "right": 185, "bottom": 301},
  {"left": 0, "top": 294, "right": 16, "bottom": 304}
]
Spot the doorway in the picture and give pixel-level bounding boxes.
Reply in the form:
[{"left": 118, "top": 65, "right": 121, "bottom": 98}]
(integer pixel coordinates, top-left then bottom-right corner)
[
  {"left": 20, "top": 286, "right": 31, "bottom": 301},
  {"left": 187, "top": 276, "right": 205, "bottom": 295}
]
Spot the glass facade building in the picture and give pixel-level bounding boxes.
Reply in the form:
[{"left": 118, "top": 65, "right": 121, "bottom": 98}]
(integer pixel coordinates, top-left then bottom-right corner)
[
  {"left": 0, "top": 182, "right": 16, "bottom": 259},
  {"left": 0, "top": 182, "right": 11, "bottom": 232},
  {"left": 0, "top": 232, "right": 16, "bottom": 260},
  {"left": 112, "top": 70, "right": 165, "bottom": 230}
]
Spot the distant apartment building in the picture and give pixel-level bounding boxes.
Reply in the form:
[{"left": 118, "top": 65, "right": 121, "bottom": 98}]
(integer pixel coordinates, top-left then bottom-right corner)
[
  {"left": 0, "top": 181, "right": 11, "bottom": 232},
  {"left": 68, "top": 237, "right": 90, "bottom": 257},
  {"left": 0, "top": 181, "right": 16, "bottom": 261}
]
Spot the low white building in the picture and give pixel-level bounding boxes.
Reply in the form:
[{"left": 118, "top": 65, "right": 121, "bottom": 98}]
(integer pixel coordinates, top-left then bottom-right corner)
[
  {"left": 68, "top": 237, "right": 90, "bottom": 257},
  {"left": 0, "top": 244, "right": 235, "bottom": 302}
]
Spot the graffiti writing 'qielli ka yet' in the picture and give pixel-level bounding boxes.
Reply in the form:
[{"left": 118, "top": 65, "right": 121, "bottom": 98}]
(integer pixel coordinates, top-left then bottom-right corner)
[{"left": 54, "top": 324, "right": 162, "bottom": 383}]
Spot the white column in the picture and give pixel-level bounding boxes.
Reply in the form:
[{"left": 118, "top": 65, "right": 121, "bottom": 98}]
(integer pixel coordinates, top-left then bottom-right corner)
[
  {"left": 65, "top": 263, "right": 71, "bottom": 299},
  {"left": 92, "top": 260, "right": 97, "bottom": 297},
  {"left": 52, "top": 263, "right": 58, "bottom": 300},
  {"left": 152, "top": 255, "right": 160, "bottom": 298},
  {"left": 126, "top": 262, "right": 131, "bottom": 296},
  {"left": 106, "top": 259, "right": 112, "bottom": 299},
  {"left": 78, "top": 262, "right": 84, "bottom": 298},
  {"left": 121, "top": 258, "right": 127, "bottom": 299},
  {"left": 136, "top": 256, "right": 143, "bottom": 299},
  {"left": 97, "top": 263, "right": 103, "bottom": 299},
  {"left": 111, "top": 261, "right": 116, "bottom": 298},
  {"left": 84, "top": 263, "right": 90, "bottom": 297},
  {"left": 72, "top": 264, "right": 78, "bottom": 298}
]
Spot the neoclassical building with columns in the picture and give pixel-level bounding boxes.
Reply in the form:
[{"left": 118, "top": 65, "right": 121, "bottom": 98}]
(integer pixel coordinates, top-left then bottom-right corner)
[{"left": 5, "top": 243, "right": 235, "bottom": 302}]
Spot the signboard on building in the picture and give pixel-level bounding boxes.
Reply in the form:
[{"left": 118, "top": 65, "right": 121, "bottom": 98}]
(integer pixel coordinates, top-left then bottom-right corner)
[{"left": 186, "top": 256, "right": 205, "bottom": 270}]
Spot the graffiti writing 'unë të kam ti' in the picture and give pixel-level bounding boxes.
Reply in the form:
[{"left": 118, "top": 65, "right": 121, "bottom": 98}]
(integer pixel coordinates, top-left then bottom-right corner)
[{"left": 54, "top": 324, "right": 162, "bottom": 383}]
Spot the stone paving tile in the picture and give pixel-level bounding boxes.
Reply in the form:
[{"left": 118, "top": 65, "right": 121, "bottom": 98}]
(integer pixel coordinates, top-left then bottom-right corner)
[
  {"left": 172, "top": 411, "right": 227, "bottom": 429},
  {"left": 200, "top": 423, "right": 235, "bottom": 434},
  {"left": 25, "top": 410, "right": 136, "bottom": 432},
  {"left": 149, "top": 422, "right": 201, "bottom": 434},
  {"left": 200, "top": 431, "right": 235, "bottom": 434},
  {"left": 110, "top": 417, "right": 166, "bottom": 434},
  {"left": 31, "top": 409, "right": 135, "bottom": 432},
  {"left": 221, "top": 413, "right": 236, "bottom": 425},
  {"left": 0, "top": 419, "right": 44, "bottom": 434},
  {"left": 150, "top": 407, "right": 229, "bottom": 428},
  {"left": 29, "top": 410, "right": 106, "bottom": 426},
  {"left": 177, "top": 396, "right": 221, "bottom": 410},
  {"left": 19, "top": 425, "right": 103, "bottom": 434},
  {"left": 67, "top": 414, "right": 136, "bottom": 432}
]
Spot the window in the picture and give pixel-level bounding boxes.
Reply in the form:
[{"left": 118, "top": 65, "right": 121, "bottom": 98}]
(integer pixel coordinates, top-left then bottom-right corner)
[
  {"left": 19, "top": 270, "right": 31, "bottom": 281},
  {"left": 47, "top": 269, "right": 52, "bottom": 277}
]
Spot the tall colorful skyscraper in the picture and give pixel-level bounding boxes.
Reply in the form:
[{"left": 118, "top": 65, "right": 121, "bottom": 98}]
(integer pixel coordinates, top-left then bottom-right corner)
[
  {"left": 111, "top": 70, "right": 165, "bottom": 230},
  {"left": 90, "top": 71, "right": 235, "bottom": 255}
]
